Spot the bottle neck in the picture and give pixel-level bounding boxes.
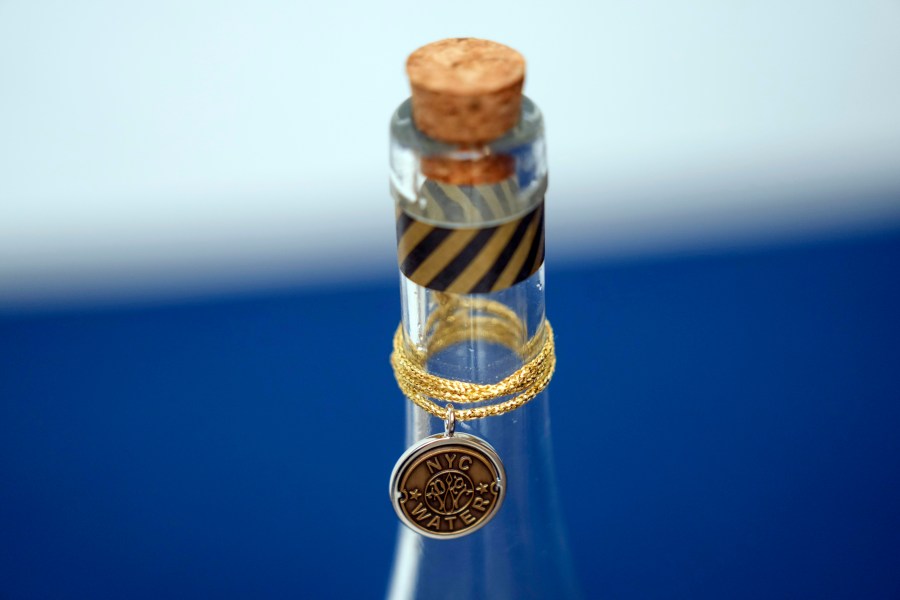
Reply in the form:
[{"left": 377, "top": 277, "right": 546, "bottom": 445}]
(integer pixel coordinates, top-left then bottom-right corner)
[
  {"left": 388, "top": 97, "right": 580, "bottom": 599},
  {"left": 389, "top": 271, "right": 580, "bottom": 600}
]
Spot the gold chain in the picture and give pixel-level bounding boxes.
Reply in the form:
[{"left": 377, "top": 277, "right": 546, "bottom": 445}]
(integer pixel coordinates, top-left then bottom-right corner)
[{"left": 390, "top": 296, "right": 555, "bottom": 422}]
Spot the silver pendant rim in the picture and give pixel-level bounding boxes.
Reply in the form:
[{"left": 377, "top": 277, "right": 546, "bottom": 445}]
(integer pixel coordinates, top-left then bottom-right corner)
[{"left": 389, "top": 432, "right": 506, "bottom": 540}]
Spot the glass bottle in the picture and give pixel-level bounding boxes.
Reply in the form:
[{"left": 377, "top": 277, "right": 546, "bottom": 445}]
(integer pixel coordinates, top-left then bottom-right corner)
[{"left": 386, "top": 93, "right": 581, "bottom": 599}]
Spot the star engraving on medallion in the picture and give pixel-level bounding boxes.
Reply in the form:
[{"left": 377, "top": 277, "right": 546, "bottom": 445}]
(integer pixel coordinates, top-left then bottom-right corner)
[
  {"left": 407, "top": 488, "right": 422, "bottom": 502},
  {"left": 476, "top": 482, "right": 489, "bottom": 494}
]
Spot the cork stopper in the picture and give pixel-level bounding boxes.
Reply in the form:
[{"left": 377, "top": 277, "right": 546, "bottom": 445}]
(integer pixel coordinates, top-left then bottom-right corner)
[
  {"left": 421, "top": 154, "right": 514, "bottom": 185},
  {"left": 406, "top": 38, "right": 526, "bottom": 144}
]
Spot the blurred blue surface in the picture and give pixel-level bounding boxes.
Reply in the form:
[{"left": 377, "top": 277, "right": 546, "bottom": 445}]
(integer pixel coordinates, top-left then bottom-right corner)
[{"left": 2, "top": 227, "right": 900, "bottom": 599}]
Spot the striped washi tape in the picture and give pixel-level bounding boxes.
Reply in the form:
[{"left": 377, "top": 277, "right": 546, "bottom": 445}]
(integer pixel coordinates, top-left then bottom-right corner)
[{"left": 396, "top": 179, "right": 544, "bottom": 294}]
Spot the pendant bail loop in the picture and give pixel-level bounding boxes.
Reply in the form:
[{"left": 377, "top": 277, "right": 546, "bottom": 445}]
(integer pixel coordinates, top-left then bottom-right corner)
[{"left": 444, "top": 404, "right": 456, "bottom": 437}]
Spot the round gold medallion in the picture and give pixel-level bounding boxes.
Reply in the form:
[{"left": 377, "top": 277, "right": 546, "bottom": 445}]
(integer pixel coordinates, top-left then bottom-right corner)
[{"left": 390, "top": 433, "right": 505, "bottom": 539}]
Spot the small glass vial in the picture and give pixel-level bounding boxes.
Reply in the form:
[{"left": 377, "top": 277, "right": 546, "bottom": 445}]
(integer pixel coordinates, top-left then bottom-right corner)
[{"left": 387, "top": 39, "right": 581, "bottom": 600}]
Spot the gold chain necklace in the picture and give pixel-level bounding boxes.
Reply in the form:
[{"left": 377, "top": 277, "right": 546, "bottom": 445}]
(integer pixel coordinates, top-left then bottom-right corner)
[{"left": 389, "top": 294, "right": 556, "bottom": 538}]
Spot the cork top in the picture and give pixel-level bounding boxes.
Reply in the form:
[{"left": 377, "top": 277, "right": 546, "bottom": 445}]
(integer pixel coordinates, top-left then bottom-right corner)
[{"left": 406, "top": 38, "right": 526, "bottom": 144}]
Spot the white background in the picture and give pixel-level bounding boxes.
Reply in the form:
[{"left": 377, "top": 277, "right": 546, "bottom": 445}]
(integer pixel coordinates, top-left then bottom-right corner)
[{"left": 2, "top": 0, "right": 899, "bottom": 306}]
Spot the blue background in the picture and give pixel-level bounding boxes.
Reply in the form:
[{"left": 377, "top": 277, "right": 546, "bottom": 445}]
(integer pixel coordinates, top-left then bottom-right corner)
[{"left": 3, "top": 223, "right": 899, "bottom": 599}]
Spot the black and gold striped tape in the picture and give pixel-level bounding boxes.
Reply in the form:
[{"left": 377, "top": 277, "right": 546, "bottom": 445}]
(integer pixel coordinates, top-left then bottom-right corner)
[{"left": 396, "top": 201, "right": 545, "bottom": 294}]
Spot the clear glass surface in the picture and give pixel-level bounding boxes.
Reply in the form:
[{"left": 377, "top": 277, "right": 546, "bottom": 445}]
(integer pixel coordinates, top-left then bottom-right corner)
[
  {"left": 390, "top": 96, "right": 547, "bottom": 228},
  {"left": 387, "top": 98, "right": 581, "bottom": 600}
]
